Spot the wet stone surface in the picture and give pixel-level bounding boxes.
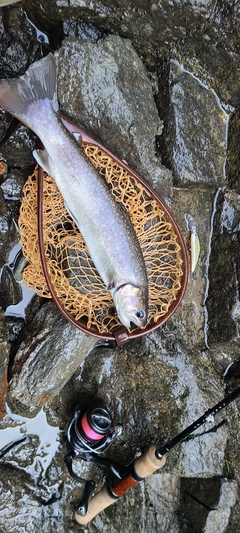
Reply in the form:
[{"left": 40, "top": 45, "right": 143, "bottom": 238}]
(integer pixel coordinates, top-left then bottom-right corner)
[
  {"left": 56, "top": 35, "right": 171, "bottom": 197},
  {"left": 8, "top": 301, "right": 97, "bottom": 413},
  {"left": 0, "top": 2, "right": 240, "bottom": 533},
  {"left": 206, "top": 189, "right": 240, "bottom": 346},
  {"left": 164, "top": 61, "right": 227, "bottom": 187}
]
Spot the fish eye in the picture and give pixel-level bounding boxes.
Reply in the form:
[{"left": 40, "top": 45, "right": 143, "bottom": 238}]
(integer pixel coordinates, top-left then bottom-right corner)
[{"left": 136, "top": 310, "right": 146, "bottom": 320}]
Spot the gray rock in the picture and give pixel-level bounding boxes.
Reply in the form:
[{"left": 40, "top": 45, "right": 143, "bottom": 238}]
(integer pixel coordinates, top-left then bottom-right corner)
[
  {"left": 56, "top": 36, "right": 172, "bottom": 197},
  {"left": 0, "top": 169, "right": 29, "bottom": 201},
  {"left": 0, "top": 7, "right": 40, "bottom": 78},
  {"left": 166, "top": 61, "right": 227, "bottom": 186},
  {"left": 0, "top": 464, "right": 40, "bottom": 533},
  {"left": 21, "top": 0, "right": 240, "bottom": 107},
  {"left": 0, "top": 9, "right": 39, "bottom": 168},
  {"left": 203, "top": 479, "right": 238, "bottom": 533},
  {"left": 167, "top": 187, "right": 216, "bottom": 349},
  {"left": 226, "top": 108, "right": 240, "bottom": 193},
  {"left": 8, "top": 301, "right": 97, "bottom": 411},
  {"left": 0, "top": 264, "right": 22, "bottom": 310},
  {"left": 0, "top": 3, "right": 240, "bottom": 532},
  {"left": 206, "top": 189, "right": 240, "bottom": 345},
  {"left": 54, "top": 333, "right": 229, "bottom": 478},
  {"left": 144, "top": 474, "right": 181, "bottom": 533},
  {"left": 0, "top": 189, "right": 19, "bottom": 269},
  {"left": 0, "top": 122, "right": 36, "bottom": 169}
]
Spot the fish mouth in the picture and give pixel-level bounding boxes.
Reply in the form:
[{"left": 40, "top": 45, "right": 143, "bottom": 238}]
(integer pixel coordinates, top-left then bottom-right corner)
[
  {"left": 116, "top": 310, "right": 132, "bottom": 329},
  {"left": 117, "top": 309, "right": 147, "bottom": 329}
]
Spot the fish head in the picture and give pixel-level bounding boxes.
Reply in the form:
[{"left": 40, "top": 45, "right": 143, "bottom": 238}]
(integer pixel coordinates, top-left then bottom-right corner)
[{"left": 113, "top": 284, "right": 148, "bottom": 329}]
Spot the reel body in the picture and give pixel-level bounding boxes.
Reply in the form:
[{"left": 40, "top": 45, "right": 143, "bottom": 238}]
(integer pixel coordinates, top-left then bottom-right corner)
[{"left": 64, "top": 404, "right": 123, "bottom": 516}]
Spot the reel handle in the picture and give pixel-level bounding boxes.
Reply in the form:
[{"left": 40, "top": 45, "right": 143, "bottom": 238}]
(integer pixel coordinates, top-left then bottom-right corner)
[
  {"left": 75, "top": 445, "right": 166, "bottom": 525},
  {"left": 75, "top": 480, "right": 96, "bottom": 517}
]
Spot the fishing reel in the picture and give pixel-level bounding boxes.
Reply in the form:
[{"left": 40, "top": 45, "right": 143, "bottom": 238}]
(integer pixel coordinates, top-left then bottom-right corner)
[{"left": 64, "top": 403, "right": 123, "bottom": 516}]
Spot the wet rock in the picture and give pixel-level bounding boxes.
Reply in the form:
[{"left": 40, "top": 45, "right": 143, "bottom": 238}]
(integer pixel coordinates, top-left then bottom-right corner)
[
  {"left": 221, "top": 387, "right": 240, "bottom": 533},
  {"left": 0, "top": 8, "right": 43, "bottom": 169},
  {"left": 179, "top": 477, "right": 238, "bottom": 533},
  {"left": 0, "top": 264, "right": 22, "bottom": 309},
  {"left": 0, "top": 122, "right": 36, "bottom": 169},
  {"left": 0, "top": 460, "right": 65, "bottom": 533},
  {"left": 0, "top": 463, "right": 35, "bottom": 524},
  {"left": 166, "top": 187, "right": 216, "bottom": 349},
  {"left": 0, "top": 188, "right": 19, "bottom": 268},
  {"left": 8, "top": 301, "right": 98, "bottom": 411},
  {"left": 144, "top": 474, "right": 180, "bottom": 533},
  {"left": 63, "top": 18, "right": 104, "bottom": 42},
  {"left": 0, "top": 106, "right": 12, "bottom": 142},
  {"left": 5, "top": 316, "right": 25, "bottom": 343},
  {"left": 207, "top": 233, "right": 239, "bottom": 344},
  {"left": 160, "top": 61, "right": 227, "bottom": 187},
  {"left": 55, "top": 333, "right": 229, "bottom": 478},
  {"left": 0, "top": 7, "right": 40, "bottom": 78},
  {"left": 0, "top": 3, "right": 239, "bottom": 532},
  {"left": 206, "top": 190, "right": 240, "bottom": 345},
  {"left": 226, "top": 108, "right": 240, "bottom": 194},
  {"left": 204, "top": 479, "right": 238, "bottom": 533},
  {"left": 56, "top": 36, "right": 172, "bottom": 197},
  {"left": 22, "top": 0, "right": 240, "bottom": 107},
  {"left": 0, "top": 167, "right": 30, "bottom": 200},
  {"left": 180, "top": 476, "right": 222, "bottom": 532},
  {"left": 0, "top": 307, "right": 10, "bottom": 420}
]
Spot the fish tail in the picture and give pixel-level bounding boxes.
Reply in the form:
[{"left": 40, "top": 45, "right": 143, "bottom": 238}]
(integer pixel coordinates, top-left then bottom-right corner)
[{"left": 0, "top": 53, "right": 58, "bottom": 131}]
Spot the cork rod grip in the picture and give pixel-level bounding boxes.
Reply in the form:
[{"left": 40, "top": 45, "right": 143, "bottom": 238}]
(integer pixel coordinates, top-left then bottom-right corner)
[
  {"left": 134, "top": 445, "right": 166, "bottom": 477},
  {"left": 75, "top": 446, "right": 166, "bottom": 526}
]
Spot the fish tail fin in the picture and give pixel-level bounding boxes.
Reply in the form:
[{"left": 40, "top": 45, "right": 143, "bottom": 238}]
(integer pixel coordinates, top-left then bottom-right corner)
[{"left": 0, "top": 53, "right": 58, "bottom": 131}]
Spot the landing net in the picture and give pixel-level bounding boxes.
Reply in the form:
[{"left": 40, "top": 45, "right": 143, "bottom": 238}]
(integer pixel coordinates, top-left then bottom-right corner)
[{"left": 19, "top": 141, "right": 186, "bottom": 335}]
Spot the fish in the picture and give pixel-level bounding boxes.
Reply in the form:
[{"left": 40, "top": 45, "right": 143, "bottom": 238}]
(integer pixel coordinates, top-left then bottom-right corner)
[{"left": 0, "top": 53, "right": 148, "bottom": 328}]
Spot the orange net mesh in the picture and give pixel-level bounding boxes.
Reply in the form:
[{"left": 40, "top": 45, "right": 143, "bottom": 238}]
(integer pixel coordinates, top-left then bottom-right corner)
[{"left": 19, "top": 143, "right": 184, "bottom": 334}]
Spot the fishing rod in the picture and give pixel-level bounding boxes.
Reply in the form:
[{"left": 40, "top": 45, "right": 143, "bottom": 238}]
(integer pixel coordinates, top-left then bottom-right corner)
[{"left": 75, "top": 384, "right": 240, "bottom": 525}]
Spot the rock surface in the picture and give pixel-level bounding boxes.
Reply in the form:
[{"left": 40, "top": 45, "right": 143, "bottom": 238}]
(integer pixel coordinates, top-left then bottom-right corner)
[
  {"left": 8, "top": 301, "right": 97, "bottom": 412},
  {"left": 164, "top": 61, "right": 227, "bottom": 187},
  {"left": 21, "top": 0, "right": 240, "bottom": 106},
  {"left": 56, "top": 35, "right": 171, "bottom": 196},
  {"left": 0, "top": 2, "right": 240, "bottom": 533}
]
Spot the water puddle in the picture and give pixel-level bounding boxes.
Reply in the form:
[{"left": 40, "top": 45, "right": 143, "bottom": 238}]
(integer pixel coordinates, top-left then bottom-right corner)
[
  {"left": 0, "top": 404, "right": 61, "bottom": 477},
  {"left": 4, "top": 283, "right": 35, "bottom": 319},
  {"left": 2, "top": 242, "right": 35, "bottom": 320}
]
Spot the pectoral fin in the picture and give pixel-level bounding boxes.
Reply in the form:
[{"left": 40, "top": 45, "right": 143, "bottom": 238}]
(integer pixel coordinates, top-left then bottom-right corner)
[
  {"left": 33, "top": 148, "right": 53, "bottom": 176},
  {"left": 107, "top": 280, "right": 116, "bottom": 291}
]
